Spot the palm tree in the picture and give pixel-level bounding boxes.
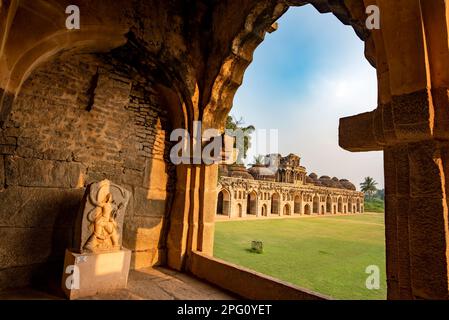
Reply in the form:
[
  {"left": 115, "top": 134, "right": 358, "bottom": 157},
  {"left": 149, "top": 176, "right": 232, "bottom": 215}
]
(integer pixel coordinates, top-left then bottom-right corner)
[
  {"left": 360, "top": 177, "right": 378, "bottom": 199},
  {"left": 225, "top": 115, "right": 255, "bottom": 160},
  {"left": 252, "top": 155, "right": 265, "bottom": 166}
]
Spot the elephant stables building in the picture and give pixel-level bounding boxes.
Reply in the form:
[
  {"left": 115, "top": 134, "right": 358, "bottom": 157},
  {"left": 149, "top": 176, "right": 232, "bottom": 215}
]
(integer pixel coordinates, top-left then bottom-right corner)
[
  {"left": 217, "top": 154, "right": 364, "bottom": 219},
  {"left": 2, "top": 0, "right": 449, "bottom": 300}
]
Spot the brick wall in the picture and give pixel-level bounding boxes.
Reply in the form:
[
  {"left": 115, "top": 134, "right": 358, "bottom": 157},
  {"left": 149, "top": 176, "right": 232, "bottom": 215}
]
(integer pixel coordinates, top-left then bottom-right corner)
[{"left": 0, "top": 52, "right": 175, "bottom": 291}]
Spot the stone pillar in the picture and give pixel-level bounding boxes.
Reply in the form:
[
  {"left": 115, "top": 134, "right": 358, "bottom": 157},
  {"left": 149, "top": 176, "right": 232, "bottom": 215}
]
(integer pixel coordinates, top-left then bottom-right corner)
[
  {"left": 166, "top": 164, "right": 192, "bottom": 270},
  {"left": 384, "top": 146, "right": 412, "bottom": 299},
  {"left": 408, "top": 141, "right": 449, "bottom": 299},
  {"left": 383, "top": 142, "right": 449, "bottom": 299},
  {"left": 167, "top": 162, "right": 218, "bottom": 271},
  {"left": 197, "top": 163, "right": 218, "bottom": 256}
]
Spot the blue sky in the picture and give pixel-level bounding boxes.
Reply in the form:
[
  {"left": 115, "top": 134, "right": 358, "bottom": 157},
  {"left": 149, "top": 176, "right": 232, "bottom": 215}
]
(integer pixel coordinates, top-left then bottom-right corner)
[{"left": 231, "top": 5, "right": 384, "bottom": 190}]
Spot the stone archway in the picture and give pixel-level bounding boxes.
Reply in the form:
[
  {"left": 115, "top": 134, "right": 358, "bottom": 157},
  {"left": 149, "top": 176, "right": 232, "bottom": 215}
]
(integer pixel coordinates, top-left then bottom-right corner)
[
  {"left": 312, "top": 195, "right": 319, "bottom": 214},
  {"left": 261, "top": 204, "right": 268, "bottom": 216},
  {"left": 338, "top": 197, "right": 343, "bottom": 213},
  {"left": 283, "top": 204, "right": 291, "bottom": 216},
  {"left": 326, "top": 195, "right": 332, "bottom": 214},
  {"left": 271, "top": 193, "right": 280, "bottom": 215},
  {"left": 304, "top": 204, "right": 311, "bottom": 215},
  {"left": 247, "top": 191, "right": 258, "bottom": 215},
  {"left": 217, "top": 189, "right": 231, "bottom": 216},
  {"left": 294, "top": 195, "right": 302, "bottom": 214},
  {"left": 3, "top": 0, "right": 449, "bottom": 300}
]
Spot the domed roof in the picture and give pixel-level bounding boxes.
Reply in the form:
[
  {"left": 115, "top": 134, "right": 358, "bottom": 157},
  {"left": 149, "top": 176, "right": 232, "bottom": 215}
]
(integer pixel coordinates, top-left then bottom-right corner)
[
  {"left": 228, "top": 164, "right": 254, "bottom": 180},
  {"left": 309, "top": 173, "right": 318, "bottom": 179},
  {"left": 305, "top": 176, "right": 314, "bottom": 184},
  {"left": 248, "top": 164, "right": 276, "bottom": 179},
  {"left": 304, "top": 173, "right": 355, "bottom": 190},
  {"left": 339, "top": 179, "right": 356, "bottom": 191}
]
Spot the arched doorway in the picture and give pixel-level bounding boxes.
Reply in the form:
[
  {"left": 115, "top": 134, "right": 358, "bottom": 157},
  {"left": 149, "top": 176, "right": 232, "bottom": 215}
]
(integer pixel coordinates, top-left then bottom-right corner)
[
  {"left": 326, "top": 195, "right": 332, "bottom": 214},
  {"left": 247, "top": 191, "right": 257, "bottom": 215},
  {"left": 271, "top": 193, "right": 280, "bottom": 214},
  {"left": 5, "top": 0, "right": 449, "bottom": 301},
  {"left": 261, "top": 204, "right": 267, "bottom": 216},
  {"left": 338, "top": 197, "right": 343, "bottom": 213},
  {"left": 304, "top": 204, "right": 311, "bottom": 215},
  {"left": 321, "top": 205, "right": 325, "bottom": 215},
  {"left": 348, "top": 198, "right": 353, "bottom": 213},
  {"left": 283, "top": 204, "right": 291, "bottom": 216},
  {"left": 216, "top": 189, "right": 231, "bottom": 216},
  {"left": 313, "top": 195, "right": 319, "bottom": 214},
  {"left": 294, "top": 195, "right": 301, "bottom": 214},
  {"left": 356, "top": 198, "right": 360, "bottom": 213},
  {"left": 237, "top": 203, "right": 243, "bottom": 217}
]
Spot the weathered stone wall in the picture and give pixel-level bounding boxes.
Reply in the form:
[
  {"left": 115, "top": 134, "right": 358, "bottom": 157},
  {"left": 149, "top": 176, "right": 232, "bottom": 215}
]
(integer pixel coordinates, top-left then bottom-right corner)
[{"left": 0, "top": 52, "right": 175, "bottom": 291}]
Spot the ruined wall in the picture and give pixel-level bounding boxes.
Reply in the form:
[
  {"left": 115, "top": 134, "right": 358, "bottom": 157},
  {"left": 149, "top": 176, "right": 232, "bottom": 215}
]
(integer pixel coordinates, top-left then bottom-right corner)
[{"left": 0, "top": 52, "right": 175, "bottom": 291}]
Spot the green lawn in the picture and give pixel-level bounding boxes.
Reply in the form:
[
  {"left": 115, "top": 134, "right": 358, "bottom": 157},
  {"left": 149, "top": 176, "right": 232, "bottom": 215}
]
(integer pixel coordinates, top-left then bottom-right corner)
[{"left": 213, "top": 213, "right": 386, "bottom": 300}]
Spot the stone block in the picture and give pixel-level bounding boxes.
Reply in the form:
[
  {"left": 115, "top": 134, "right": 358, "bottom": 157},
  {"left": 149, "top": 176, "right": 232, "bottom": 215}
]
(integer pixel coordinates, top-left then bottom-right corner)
[
  {"left": 251, "top": 241, "right": 263, "bottom": 254},
  {"left": 0, "top": 227, "right": 53, "bottom": 269},
  {"left": 0, "top": 264, "right": 37, "bottom": 292},
  {"left": 61, "top": 248, "right": 131, "bottom": 300},
  {"left": 392, "top": 90, "right": 433, "bottom": 140},
  {"left": 130, "top": 248, "right": 164, "bottom": 269},
  {"left": 0, "top": 186, "right": 84, "bottom": 228},
  {"left": 408, "top": 141, "right": 444, "bottom": 197},
  {"left": 16, "top": 158, "right": 86, "bottom": 188},
  {"left": 339, "top": 111, "right": 381, "bottom": 152},
  {"left": 0, "top": 145, "right": 15, "bottom": 155},
  {"left": 408, "top": 197, "right": 449, "bottom": 299},
  {"left": 144, "top": 158, "right": 169, "bottom": 189},
  {"left": 122, "top": 216, "right": 164, "bottom": 251},
  {"left": 4, "top": 156, "right": 18, "bottom": 186},
  {"left": 133, "top": 186, "right": 167, "bottom": 217}
]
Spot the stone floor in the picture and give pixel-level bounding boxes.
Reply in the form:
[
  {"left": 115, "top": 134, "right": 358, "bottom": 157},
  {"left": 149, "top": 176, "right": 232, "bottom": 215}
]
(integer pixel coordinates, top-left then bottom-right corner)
[{"left": 0, "top": 267, "right": 236, "bottom": 300}]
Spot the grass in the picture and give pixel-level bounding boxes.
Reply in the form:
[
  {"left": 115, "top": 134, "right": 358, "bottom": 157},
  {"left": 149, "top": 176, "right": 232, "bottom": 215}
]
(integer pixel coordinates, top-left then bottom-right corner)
[
  {"left": 364, "top": 198, "right": 384, "bottom": 213},
  {"left": 213, "top": 213, "right": 386, "bottom": 300}
]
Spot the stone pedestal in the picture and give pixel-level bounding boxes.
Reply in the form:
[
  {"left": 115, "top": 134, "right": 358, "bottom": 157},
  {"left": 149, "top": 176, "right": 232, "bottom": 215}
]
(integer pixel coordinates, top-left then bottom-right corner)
[{"left": 61, "top": 248, "right": 131, "bottom": 300}]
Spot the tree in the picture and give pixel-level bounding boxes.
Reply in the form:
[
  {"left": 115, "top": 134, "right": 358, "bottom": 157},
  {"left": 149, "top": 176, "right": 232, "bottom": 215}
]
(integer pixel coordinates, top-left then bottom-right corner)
[
  {"left": 252, "top": 155, "right": 265, "bottom": 166},
  {"left": 360, "top": 177, "right": 378, "bottom": 199},
  {"left": 225, "top": 115, "right": 255, "bottom": 160}
]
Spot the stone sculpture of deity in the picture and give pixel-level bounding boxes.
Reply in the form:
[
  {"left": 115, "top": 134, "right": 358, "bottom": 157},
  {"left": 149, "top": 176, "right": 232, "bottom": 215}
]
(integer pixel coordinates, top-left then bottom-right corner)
[
  {"left": 83, "top": 193, "right": 122, "bottom": 253},
  {"left": 72, "top": 179, "right": 131, "bottom": 254}
]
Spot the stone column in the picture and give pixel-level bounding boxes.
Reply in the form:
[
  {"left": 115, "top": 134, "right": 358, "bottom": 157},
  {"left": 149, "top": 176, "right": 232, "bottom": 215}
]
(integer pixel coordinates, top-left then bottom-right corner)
[
  {"left": 197, "top": 163, "right": 218, "bottom": 256},
  {"left": 166, "top": 164, "right": 192, "bottom": 270},
  {"left": 368, "top": 140, "right": 449, "bottom": 300},
  {"left": 407, "top": 141, "right": 449, "bottom": 299},
  {"left": 166, "top": 160, "right": 218, "bottom": 271},
  {"left": 384, "top": 146, "right": 412, "bottom": 299}
]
